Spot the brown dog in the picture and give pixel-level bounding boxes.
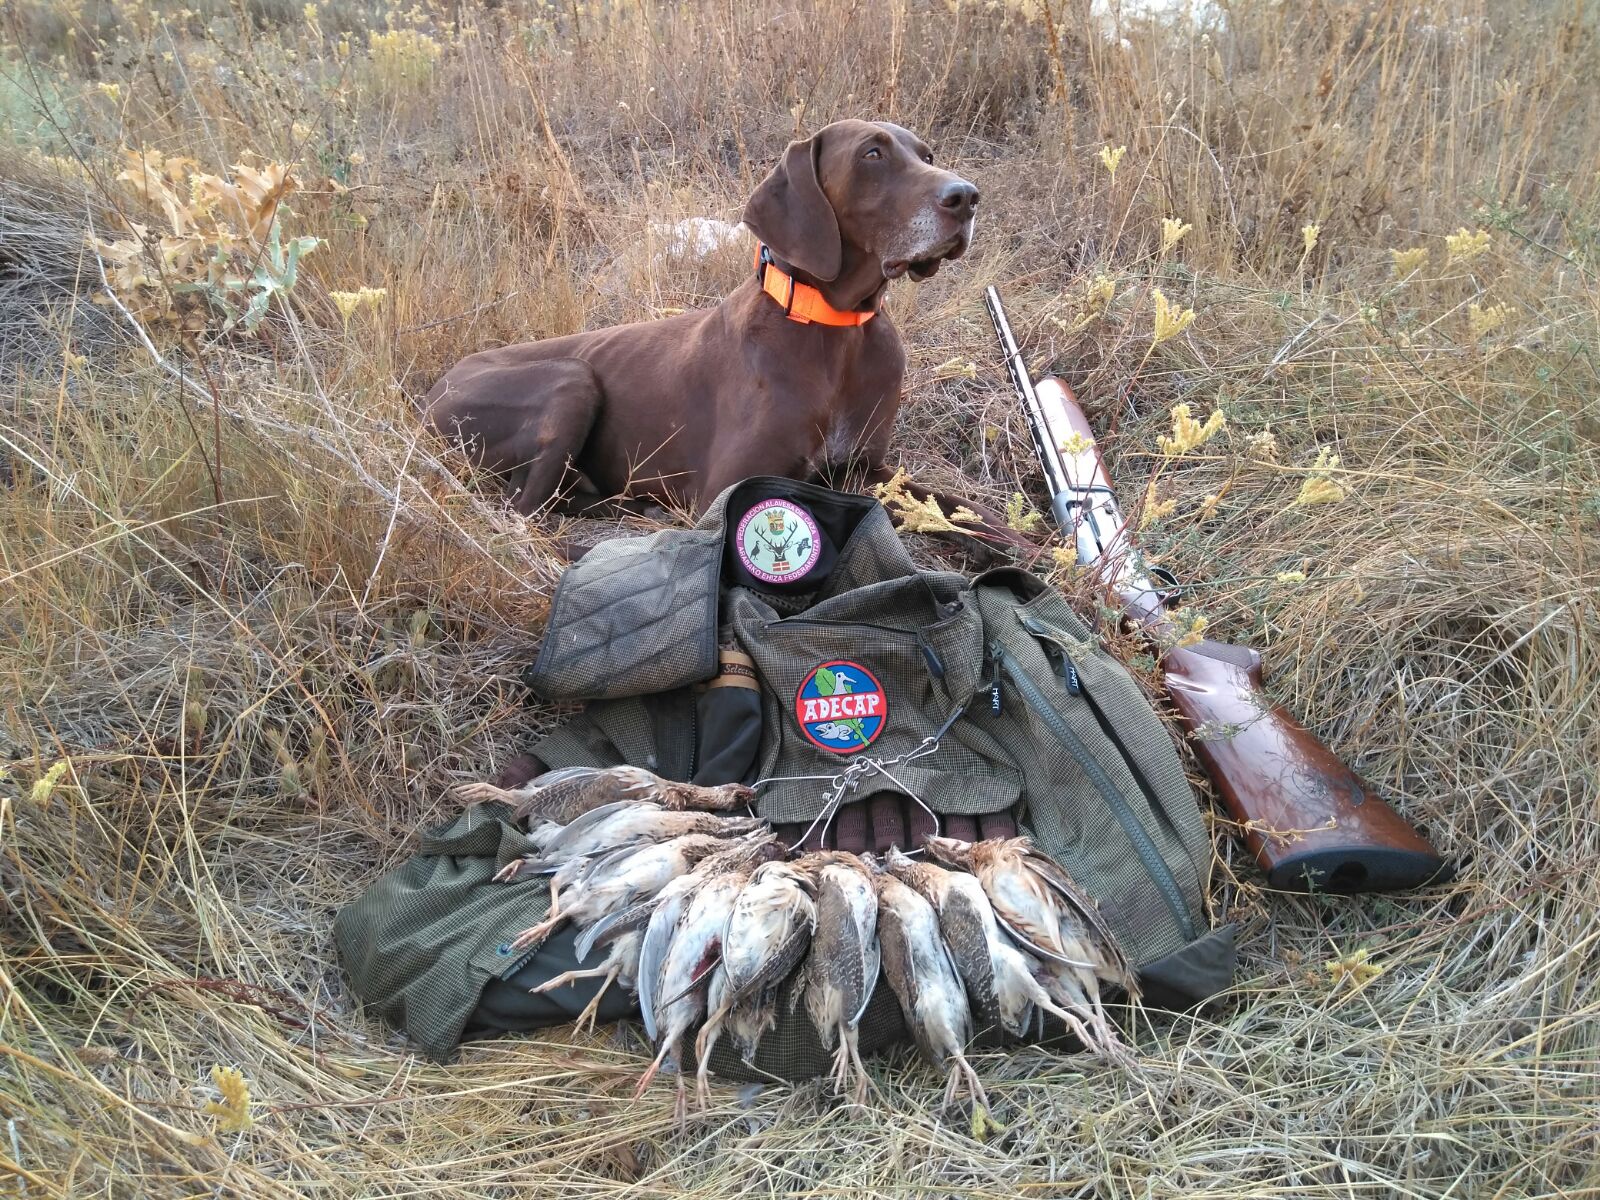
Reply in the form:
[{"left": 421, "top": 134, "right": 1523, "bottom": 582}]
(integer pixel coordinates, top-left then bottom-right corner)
[{"left": 425, "top": 119, "right": 1000, "bottom": 527}]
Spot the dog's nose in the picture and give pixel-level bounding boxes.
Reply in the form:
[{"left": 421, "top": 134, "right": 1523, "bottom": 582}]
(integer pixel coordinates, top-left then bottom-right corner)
[{"left": 938, "top": 180, "right": 979, "bottom": 218}]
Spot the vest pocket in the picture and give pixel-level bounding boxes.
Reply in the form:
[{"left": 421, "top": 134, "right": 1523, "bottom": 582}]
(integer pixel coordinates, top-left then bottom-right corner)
[
  {"left": 990, "top": 641, "right": 1196, "bottom": 943},
  {"left": 1014, "top": 597, "right": 1214, "bottom": 899},
  {"left": 744, "top": 612, "right": 1021, "bottom": 826}
]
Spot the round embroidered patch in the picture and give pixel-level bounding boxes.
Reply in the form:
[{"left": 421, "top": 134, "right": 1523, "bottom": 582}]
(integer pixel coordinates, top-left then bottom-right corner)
[
  {"left": 795, "top": 661, "right": 887, "bottom": 755},
  {"left": 736, "top": 499, "right": 821, "bottom": 585}
]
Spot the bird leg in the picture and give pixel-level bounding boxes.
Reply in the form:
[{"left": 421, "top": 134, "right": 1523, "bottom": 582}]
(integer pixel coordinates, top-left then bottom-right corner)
[
  {"left": 847, "top": 1032, "right": 873, "bottom": 1105},
  {"left": 828, "top": 1034, "right": 852, "bottom": 1098},
  {"left": 1033, "top": 993, "right": 1101, "bottom": 1055},
  {"left": 451, "top": 781, "right": 522, "bottom": 806},
  {"left": 829, "top": 1028, "right": 873, "bottom": 1105},
  {"left": 506, "top": 878, "right": 568, "bottom": 947},
  {"left": 509, "top": 912, "right": 562, "bottom": 951},
  {"left": 632, "top": 1037, "right": 677, "bottom": 1101},
  {"left": 692, "top": 1013, "right": 728, "bottom": 1110},
  {"left": 493, "top": 857, "right": 534, "bottom": 883},
  {"left": 673, "top": 1074, "right": 689, "bottom": 1128},
  {"left": 943, "top": 1054, "right": 1003, "bottom": 1140},
  {"left": 528, "top": 963, "right": 622, "bottom": 1033}
]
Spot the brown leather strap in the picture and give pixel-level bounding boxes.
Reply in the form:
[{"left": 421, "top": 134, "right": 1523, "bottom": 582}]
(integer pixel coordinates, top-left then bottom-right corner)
[{"left": 702, "top": 649, "right": 760, "bottom": 691}]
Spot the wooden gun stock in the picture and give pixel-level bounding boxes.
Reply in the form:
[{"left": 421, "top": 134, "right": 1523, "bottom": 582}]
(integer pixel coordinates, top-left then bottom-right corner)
[
  {"left": 1030, "top": 371, "right": 1447, "bottom": 893},
  {"left": 1158, "top": 634, "right": 1446, "bottom": 891}
]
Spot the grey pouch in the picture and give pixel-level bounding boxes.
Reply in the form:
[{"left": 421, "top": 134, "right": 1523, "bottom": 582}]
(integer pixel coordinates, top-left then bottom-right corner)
[{"left": 524, "top": 527, "right": 723, "bottom": 701}]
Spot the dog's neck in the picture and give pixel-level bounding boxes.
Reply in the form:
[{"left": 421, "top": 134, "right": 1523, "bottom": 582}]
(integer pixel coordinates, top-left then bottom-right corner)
[{"left": 766, "top": 245, "right": 890, "bottom": 318}]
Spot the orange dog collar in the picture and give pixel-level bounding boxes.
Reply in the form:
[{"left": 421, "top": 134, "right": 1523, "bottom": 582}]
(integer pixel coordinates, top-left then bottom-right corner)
[{"left": 755, "top": 244, "right": 875, "bottom": 327}]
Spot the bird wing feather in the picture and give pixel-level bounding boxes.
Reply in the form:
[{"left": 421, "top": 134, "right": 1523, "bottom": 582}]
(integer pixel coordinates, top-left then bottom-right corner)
[
  {"left": 1022, "top": 847, "right": 1135, "bottom": 979},
  {"left": 876, "top": 904, "right": 920, "bottom": 1024},
  {"left": 637, "top": 888, "right": 690, "bottom": 1040},
  {"left": 548, "top": 799, "right": 658, "bottom": 848},
  {"left": 854, "top": 937, "right": 882, "bottom": 1027},
  {"left": 938, "top": 884, "right": 1002, "bottom": 1028},
  {"left": 990, "top": 907, "right": 1096, "bottom": 969},
  {"left": 510, "top": 767, "right": 605, "bottom": 822},
  {"left": 729, "top": 913, "right": 813, "bottom": 1007},
  {"left": 574, "top": 897, "right": 654, "bottom": 963},
  {"left": 528, "top": 765, "right": 606, "bottom": 789},
  {"left": 570, "top": 840, "right": 643, "bottom": 890}
]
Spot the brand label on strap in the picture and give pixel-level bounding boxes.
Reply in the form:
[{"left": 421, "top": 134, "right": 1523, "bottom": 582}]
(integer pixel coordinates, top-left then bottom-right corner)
[
  {"left": 735, "top": 499, "right": 821, "bottom": 585},
  {"left": 795, "top": 661, "right": 887, "bottom": 754}
]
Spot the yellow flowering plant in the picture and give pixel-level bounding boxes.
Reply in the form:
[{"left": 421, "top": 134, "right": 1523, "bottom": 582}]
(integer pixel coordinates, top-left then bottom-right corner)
[
  {"left": 1150, "top": 288, "right": 1195, "bottom": 346},
  {"left": 1445, "top": 227, "right": 1491, "bottom": 264},
  {"left": 1468, "top": 302, "right": 1511, "bottom": 340},
  {"left": 330, "top": 286, "right": 388, "bottom": 324},
  {"left": 1391, "top": 246, "right": 1428, "bottom": 278},
  {"left": 204, "top": 1065, "right": 254, "bottom": 1132},
  {"left": 1158, "top": 402, "right": 1226, "bottom": 456},
  {"left": 1293, "top": 447, "right": 1346, "bottom": 506},
  {"left": 1160, "top": 216, "right": 1192, "bottom": 254}
]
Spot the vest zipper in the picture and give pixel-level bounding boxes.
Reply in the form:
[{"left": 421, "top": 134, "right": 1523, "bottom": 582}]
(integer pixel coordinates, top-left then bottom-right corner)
[
  {"left": 763, "top": 617, "right": 946, "bottom": 680},
  {"left": 988, "top": 641, "right": 1196, "bottom": 942},
  {"left": 1018, "top": 613, "right": 1178, "bottom": 845},
  {"left": 686, "top": 692, "right": 699, "bottom": 780}
]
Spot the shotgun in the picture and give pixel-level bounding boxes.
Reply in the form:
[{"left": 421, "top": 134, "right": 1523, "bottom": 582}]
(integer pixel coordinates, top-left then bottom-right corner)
[{"left": 984, "top": 285, "right": 1446, "bottom": 892}]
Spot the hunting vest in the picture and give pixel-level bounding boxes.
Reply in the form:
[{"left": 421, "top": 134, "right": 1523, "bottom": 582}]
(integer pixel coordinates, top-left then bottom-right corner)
[{"left": 336, "top": 477, "right": 1235, "bottom": 1074}]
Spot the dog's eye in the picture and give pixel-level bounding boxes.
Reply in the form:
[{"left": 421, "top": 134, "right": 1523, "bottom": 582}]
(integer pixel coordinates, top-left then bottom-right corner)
[
  {"left": 863, "top": 147, "right": 882, "bottom": 160},
  {"left": 921, "top": 152, "right": 934, "bottom": 164}
]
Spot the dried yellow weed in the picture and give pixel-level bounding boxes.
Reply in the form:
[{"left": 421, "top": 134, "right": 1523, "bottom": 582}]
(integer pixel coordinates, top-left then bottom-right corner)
[
  {"left": 1160, "top": 217, "right": 1192, "bottom": 254},
  {"left": 1151, "top": 289, "right": 1195, "bottom": 346},
  {"left": 204, "top": 1066, "right": 254, "bottom": 1132},
  {"left": 1445, "top": 227, "right": 1491, "bottom": 264},
  {"left": 1293, "top": 447, "right": 1346, "bottom": 506},
  {"left": 1391, "top": 246, "right": 1429, "bottom": 277},
  {"left": 1158, "top": 402, "right": 1225, "bottom": 456},
  {"left": 874, "top": 469, "right": 983, "bottom": 534}
]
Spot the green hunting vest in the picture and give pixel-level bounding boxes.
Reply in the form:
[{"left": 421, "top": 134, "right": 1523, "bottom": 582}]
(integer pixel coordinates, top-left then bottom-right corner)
[{"left": 335, "top": 478, "right": 1235, "bottom": 1073}]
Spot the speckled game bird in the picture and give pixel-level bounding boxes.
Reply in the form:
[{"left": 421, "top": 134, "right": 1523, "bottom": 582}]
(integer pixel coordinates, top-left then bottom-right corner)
[
  {"left": 507, "top": 832, "right": 732, "bottom": 952},
  {"left": 634, "top": 863, "right": 757, "bottom": 1119},
  {"left": 883, "top": 846, "right": 1098, "bottom": 1049},
  {"left": 693, "top": 859, "right": 817, "bottom": 1103},
  {"left": 924, "top": 835, "right": 1138, "bottom": 1058},
  {"left": 627, "top": 837, "right": 783, "bottom": 1035},
  {"left": 796, "top": 852, "right": 881, "bottom": 1103},
  {"left": 873, "top": 868, "right": 991, "bottom": 1120},
  {"left": 452, "top": 764, "right": 756, "bottom": 827},
  {"left": 493, "top": 802, "right": 765, "bottom": 882}
]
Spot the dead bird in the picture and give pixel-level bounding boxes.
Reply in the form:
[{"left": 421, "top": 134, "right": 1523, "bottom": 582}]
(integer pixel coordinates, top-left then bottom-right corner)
[
  {"left": 924, "top": 835, "right": 1138, "bottom": 1058},
  {"left": 883, "top": 846, "right": 1096, "bottom": 1048},
  {"left": 797, "top": 852, "right": 881, "bottom": 1103},
  {"left": 493, "top": 802, "right": 765, "bottom": 882},
  {"left": 527, "top": 926, "right": 643, "bottom": 1033},
  {"left": 634, "top": 864, "right": 756, "bottom": 1119},
  {"left": 628, "top": 835, "right": 784, "bottom": 1040},
  {"left": 453, "top": 765, "right": 755, "bottom": 827},
  {"left": 507, "top": 833, "right": 732, "bottom": 952},
  {"left": 693, "top": 858, "right": 817, "bottom": 1104},
  {"left": 873, "top": 867, "right": 993, "bottom": 1125}
]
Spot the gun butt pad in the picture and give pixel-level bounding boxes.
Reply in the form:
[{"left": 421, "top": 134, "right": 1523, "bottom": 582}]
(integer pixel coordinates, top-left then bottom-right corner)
[{"left": 1263, "top": 844, "right": 1452, "bottom": 893}]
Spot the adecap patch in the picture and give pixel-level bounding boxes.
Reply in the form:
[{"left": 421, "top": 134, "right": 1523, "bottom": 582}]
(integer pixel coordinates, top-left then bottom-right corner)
[
  {"left": 735, "top": 499, "right": 821, "bottom": 585},
  {"left": 795, "top": 661, "right": 887, "bottom": 754}
]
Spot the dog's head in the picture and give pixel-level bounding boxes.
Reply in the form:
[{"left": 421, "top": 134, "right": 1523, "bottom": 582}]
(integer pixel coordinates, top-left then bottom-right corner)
[{"left": 743, "top": 119, "right": 978, "bottom": 285}]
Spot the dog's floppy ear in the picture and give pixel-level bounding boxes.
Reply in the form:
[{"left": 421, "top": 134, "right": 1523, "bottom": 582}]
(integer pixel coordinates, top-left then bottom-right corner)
[{"left": 743, "top": 134, "right": 842, "bottom": 282}]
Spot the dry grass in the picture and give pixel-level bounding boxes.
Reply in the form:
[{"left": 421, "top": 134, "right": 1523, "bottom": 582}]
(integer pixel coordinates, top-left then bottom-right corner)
[{"left": 2, "top": 0, "right": 1599, "bottom": 1195}]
